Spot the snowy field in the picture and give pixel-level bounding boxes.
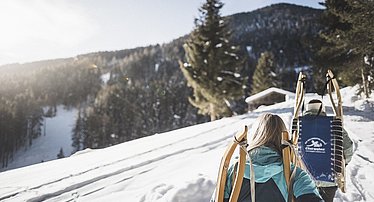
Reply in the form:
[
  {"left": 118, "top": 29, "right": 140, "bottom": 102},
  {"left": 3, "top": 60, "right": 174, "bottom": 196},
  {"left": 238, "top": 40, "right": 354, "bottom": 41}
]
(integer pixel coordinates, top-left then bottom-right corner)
[{"left": 0, "top": 86, "right": 373, "bottom": 202}]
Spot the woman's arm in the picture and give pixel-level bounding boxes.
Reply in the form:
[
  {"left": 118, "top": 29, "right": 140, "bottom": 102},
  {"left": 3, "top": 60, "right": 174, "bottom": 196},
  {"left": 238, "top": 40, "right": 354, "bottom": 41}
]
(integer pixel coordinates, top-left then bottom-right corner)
[{"left": 293, "top": 168, "right": 323, "bottom": 201}]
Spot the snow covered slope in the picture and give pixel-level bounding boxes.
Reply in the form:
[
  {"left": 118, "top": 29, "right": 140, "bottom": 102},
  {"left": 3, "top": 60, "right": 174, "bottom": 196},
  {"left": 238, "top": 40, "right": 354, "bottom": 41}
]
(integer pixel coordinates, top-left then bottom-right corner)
[
  {"left": 0, "top": 87, "right": 373, "bottom": 202},
  {"left": 0, "top": 106, "right": 77, "bottom": 172}
]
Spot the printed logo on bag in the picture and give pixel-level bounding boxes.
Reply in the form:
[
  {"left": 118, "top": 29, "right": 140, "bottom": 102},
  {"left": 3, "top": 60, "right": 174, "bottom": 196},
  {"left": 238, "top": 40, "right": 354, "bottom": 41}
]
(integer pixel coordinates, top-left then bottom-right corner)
[{"left": 304, "top": 137, "right": 327, "bottom": 153}]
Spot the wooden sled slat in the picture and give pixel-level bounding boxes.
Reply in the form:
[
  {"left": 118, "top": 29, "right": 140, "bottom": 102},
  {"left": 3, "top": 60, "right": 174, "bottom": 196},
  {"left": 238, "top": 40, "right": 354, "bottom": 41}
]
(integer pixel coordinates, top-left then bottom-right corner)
[
  {"left": 326, "top": 70, "right": 343, "bottom": 119},
  {"left": 229, "top": 146, "right": 247, "bottom": 202},
  {"left": 326, "top": 69, "right": 346, "bottom": 193},
  {"left": 215, "top": 126, "right": 248, "bottom": 202}
]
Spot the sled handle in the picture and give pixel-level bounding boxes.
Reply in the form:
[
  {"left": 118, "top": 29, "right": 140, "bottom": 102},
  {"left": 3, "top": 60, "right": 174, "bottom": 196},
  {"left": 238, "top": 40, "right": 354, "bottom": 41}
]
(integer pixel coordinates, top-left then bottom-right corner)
[
  {"left": 293, "top": 72, "right": 306, "bottom": 119},
  {"left": 326, "top": 70, "right": 343, "bottom": 119}
]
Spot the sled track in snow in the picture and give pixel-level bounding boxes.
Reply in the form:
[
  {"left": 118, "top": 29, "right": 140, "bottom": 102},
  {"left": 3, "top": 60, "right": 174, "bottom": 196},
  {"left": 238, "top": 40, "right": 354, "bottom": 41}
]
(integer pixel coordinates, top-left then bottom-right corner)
[
  {"left": 342, "top": 125, "right": 374, "bottom": 201},
  {"left": 28, "top": 138, "right": 226, "bottom": 202},
  {"left": 349, "top": 164, "right": 366, "bottom": 201},
  {"left": 41, "top": 168, "right": 155, "bottom": 202},
  {"left": 356, "top": 154, "right": 374, "bottom": 164}
]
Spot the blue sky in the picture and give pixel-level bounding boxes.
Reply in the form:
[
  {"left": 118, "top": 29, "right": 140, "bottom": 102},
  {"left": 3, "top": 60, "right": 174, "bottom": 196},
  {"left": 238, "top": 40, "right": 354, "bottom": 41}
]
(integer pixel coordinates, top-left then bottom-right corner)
[{"left": 0, "top": 0, "right": 323, "bottom": 65}]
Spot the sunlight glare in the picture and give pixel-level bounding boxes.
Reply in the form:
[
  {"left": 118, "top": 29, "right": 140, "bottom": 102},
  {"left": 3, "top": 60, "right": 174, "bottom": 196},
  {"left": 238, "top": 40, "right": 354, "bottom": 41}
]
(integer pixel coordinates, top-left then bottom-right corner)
[{"left": 0, "top": 0, "right": 97, "bottom": 64}]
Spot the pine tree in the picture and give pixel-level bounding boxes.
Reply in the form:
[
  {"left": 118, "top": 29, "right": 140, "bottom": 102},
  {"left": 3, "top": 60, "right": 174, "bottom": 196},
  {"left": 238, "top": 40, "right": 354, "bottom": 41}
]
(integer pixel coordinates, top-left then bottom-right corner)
[
  {"left": 72, "top": 108, "right": 85, "bottom": 152},
  {"left": 312, "top": 0, "right": 351, "bottom": 93},
  {"left": 251, "top": 52, "right": 278, "bottom": 94},
  {"left": 343, "top": 0, "right": 374, "bottom": 97},
  {"left": 180, "top": 0, "right": 246, "bottom": 121},
  {"left": 316, "top": 0, "right": 374, "bottom": 97},
  {"left": 57, "top": 147, "right": 65, "bottom": 159}
]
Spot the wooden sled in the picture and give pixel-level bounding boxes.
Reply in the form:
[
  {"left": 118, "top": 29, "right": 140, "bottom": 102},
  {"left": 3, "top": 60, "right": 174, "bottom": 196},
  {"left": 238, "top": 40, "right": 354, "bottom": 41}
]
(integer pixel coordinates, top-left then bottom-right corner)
[{"left": 291, "top": 70, "right": 346, "bottom": 193}]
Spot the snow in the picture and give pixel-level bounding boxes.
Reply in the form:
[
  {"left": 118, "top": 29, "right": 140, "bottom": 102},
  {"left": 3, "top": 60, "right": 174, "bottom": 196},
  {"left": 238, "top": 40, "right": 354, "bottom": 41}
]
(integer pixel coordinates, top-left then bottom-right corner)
[
  {"left": 245, "top": 87, "right": 295, "bottom": 103},
  {"left": 354, "top": 100, "right": 374, "bottom": 112},
  {"left": 183, "top": 63, "right": 189, "bottom": 67},
  {"left": 0, "top": 106, "right": 77, "bottom": 172},
  {"left": 215, "top": 43, "right": 222, "bottom": 48},
  {"left": 224, "top": 51, "right": 238, "bottom": 59},
  {"left": 294, "top": 66, "right": 310, "bottom": 74},
  {"left": 0, "top": 86, "right": 373, "bottom": 202},
  {"left": 246, "top": 46, "right": 252, "bottom": 53},
  {"left": 100, "top": 73, "right": 110, "bottom": 84}
]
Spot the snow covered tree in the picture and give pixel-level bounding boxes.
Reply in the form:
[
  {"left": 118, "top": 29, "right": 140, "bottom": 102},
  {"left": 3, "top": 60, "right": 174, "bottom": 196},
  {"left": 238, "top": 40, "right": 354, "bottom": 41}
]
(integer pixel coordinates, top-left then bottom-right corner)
[
  {"left": 251, "top": 52, "right": 278, "bottom": 94},
  {"left": 180, "top": 0, "right": 246, "bottom": 121}
]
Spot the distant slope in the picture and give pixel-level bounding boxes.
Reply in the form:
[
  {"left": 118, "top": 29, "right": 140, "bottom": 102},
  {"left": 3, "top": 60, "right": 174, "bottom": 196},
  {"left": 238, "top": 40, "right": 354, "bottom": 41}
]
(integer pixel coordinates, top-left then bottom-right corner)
[
  {"left": 0, "top": 106, "right": 77, "bottom": 172},
  {"left": 229, "top": 3, "right": 322, "bottom": 67}
]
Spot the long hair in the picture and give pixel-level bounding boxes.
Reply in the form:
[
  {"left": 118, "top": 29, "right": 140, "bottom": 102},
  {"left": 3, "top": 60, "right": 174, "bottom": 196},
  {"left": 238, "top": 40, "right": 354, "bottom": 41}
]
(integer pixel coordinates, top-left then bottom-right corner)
[{"left": 247, "top": 113, "right": 288, "bottom": 153}]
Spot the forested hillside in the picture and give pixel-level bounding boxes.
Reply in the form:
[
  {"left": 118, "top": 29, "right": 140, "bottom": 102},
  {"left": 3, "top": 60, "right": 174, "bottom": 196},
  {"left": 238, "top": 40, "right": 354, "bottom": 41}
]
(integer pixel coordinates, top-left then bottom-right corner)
[{"left": 0, "top": 3, "right": 324, "bottom": 168}]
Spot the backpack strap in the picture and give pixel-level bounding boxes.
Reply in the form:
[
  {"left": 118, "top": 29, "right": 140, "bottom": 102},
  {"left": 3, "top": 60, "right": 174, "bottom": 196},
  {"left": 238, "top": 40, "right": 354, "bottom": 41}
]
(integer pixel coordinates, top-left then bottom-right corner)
[
  {"left": 231, "top": 160, "right": 238, "bottom": 189},
  {"left": 282, "top": 131, "right": 298, "bottom": 202}
]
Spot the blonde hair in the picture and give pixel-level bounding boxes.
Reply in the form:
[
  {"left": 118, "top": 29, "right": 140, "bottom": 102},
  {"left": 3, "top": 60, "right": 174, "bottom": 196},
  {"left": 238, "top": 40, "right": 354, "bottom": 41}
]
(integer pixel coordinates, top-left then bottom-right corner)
[{"left": 247, "top": 113, "right": 287, "bottom": 153}]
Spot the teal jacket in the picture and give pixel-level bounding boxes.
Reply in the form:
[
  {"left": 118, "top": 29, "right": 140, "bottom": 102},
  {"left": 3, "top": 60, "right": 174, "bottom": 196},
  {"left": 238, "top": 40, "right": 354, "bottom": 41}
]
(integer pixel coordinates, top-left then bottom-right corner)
[{"left": 212, "top": 146, "right": 321, "bottom": 202}]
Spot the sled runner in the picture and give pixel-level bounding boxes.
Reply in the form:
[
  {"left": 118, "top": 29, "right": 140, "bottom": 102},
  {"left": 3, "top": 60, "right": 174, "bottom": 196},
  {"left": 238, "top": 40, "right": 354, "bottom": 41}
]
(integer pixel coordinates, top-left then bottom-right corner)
[
  {"left": 215, "top": 126, "right": 248, "bottom": 202},
  {"left": 291, "top": 70, "right": 346, "bottom": 192}
]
